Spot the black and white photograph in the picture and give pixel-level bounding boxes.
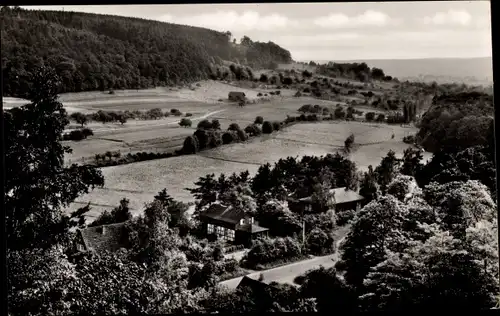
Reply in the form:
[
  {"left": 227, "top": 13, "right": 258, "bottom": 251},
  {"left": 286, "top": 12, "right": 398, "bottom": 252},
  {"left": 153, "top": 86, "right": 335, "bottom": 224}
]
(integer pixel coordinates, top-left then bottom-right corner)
[{"left": 3, "top": 1, "right": 497, "bottom": 313}]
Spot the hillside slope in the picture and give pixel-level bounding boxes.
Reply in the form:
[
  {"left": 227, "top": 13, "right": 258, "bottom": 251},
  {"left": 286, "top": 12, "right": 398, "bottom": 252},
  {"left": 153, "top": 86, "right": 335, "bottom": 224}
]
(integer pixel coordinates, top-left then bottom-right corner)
[{"left": 1, "top": 6, "right": 292, "bottom": 97}]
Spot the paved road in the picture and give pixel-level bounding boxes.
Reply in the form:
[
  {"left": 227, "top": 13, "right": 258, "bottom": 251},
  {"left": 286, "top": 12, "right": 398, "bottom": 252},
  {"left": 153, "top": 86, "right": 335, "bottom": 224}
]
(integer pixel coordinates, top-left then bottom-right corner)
[{"left": 219, "top": 233, "right": 348, "bottom": 289}]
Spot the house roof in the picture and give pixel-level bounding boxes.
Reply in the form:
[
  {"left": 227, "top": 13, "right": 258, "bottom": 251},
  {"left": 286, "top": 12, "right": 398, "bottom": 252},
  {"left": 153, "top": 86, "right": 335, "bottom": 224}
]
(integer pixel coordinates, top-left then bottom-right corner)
[
  {"left": 298, "top": 187, "right": 364, "bottom": 204},
  {"left": 200, "top": 203, "right": 247, "bottom": 225},
  {"left": 78, "top": 222, "right": 128, "bottom": 253},
  {"left": 237, "top": 223, "right": 269, "bottom": 233},
  {"left": 237, "top": 276, "right": 270, "bottom": 292}
]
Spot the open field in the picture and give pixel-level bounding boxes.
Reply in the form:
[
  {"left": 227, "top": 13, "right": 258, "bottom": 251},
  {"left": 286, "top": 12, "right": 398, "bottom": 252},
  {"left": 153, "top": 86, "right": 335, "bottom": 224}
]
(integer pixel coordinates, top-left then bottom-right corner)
[{"left": 64, "top": 121, "right": 431, "bottom": 222}]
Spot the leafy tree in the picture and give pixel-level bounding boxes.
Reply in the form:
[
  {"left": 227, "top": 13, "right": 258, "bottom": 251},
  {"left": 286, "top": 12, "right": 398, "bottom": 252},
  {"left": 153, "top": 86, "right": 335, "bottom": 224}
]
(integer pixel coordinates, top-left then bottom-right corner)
[
  {"left": 70, "top": 112, "right": 88, "bottom": 127},
  {"left": 400, "top": 147, "right": 424, "bottom": 177},
  {"left": 211, "top": 119, "right": 221, "bottom": 130},
  {"left": 197, "top": 119, "right": 213, "bottom": 129},
  {"left": 4, "top": 67, "right": 104, "bottom": 250},
  {"left": 262, "top": 121, "right": 274, "bottom": 134},
  {"left": 89, "top": 198, "right": 132, "bottom": 227},
  {"left": 179, "top": 118, "right": 192, "bottom": 127},
  {"left": 365, "top": 112, "right": 375, "bottom": 121},
  {"left": 344, "top": 133, "right": 355, "bottom": 152},
  {"left": 228, "top": 123, "right": 241, "bottom": 131},
  {"left": 359, "top": 165, "right": 379, "bottom": 205},
  {"left": 254, "top": 116, "right": 264, "bottom": 124},
  {"left": 374, "top": 150, "right": 400, "bottom": 195},
  {"left": 299, "top": 267, "right": 358, "bottom": 313},
  {"left": 186, "top": 173, "right": 219, "bottom": 214},
  {"left": 182, "top": 135, "right": 199, "bottom": 154},
  {"left": 118, "top": 114, "right": 127, "bottom": 125}
]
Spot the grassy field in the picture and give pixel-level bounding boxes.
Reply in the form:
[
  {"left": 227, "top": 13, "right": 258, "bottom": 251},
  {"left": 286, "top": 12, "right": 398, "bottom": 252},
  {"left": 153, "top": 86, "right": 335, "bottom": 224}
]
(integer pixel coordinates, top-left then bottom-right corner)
[{"left": 65, "top": 120, "right": 431, "bottom": 222}]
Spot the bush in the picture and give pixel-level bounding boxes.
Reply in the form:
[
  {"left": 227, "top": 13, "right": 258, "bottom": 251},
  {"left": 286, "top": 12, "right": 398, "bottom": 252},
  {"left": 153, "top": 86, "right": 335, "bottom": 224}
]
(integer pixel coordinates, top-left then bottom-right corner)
[
  {"left": 306, "top": 114, "right": 319, "bottom": 122},
  {"left": 211, "top": 119, "right": 221, "bottom": 130},
  {"left": 81, "top": 128, "right": 94, "bottom": 137},
  {"left": 336, "top": 209, "right": 356, "bottom": 226},
  {"left": 197, "top": 119, "right": 213, "bottom": 129},
  {"left": 403, "top": 135, "right": 416, "bottom": 144},
  {"left": 344, "top": 133, "right": 355, "bottom": 151},
  {"left": 171, "top": 109, "right": 182, "bottom": 116},
  {"left": 179, "top": 118, "right": 192, "bottom": 127},
  {"left": 185, "top": 113, "right": 193, "bottom": 117},
  {"left": 305, "top": 228, "right": 335, "bottom": 256},
  {"left": 262, "top": 121, "right": 274, "bottom": 134},
  {"left": 303, "top": 87, "right": 311, "bottom": 93},
  {"left": 334, "top": 107, "right": 346, "bottom": 119},
  {"left": 254, "top": 116, "right": 264, "bottom": 124},
  {"left": 365, "top": 112, "right": 376, "bottom": 121},
  {"left": 259, "top": 74, "right": 268, "bottom": 82},
  {"left": 257, "top": 92, "right": 263, "bottom": 97},
  {"left": 272, "top": 121, "right": 281, "bottom": 131},
  {"left": 243, "top": 236, "right": 302, "bottom": 269},
  {"left": 376, "top": 113, "right": 386, "bottom": 122},
  {"left": 236, "top": 129, "right": 248, "bottom": 141},
  {"left": 222, "top": 131, "right": 236, "bottom": 144},
  {"left": 228, "top": 123, "right": 241, "bottom": 131},
  {"left": 182, "top": 136, "right": 199, "bottom": 154},
  {"left": 245, "top": 124, "right": 262, "bottom": 137},
  {"left": 63, "top": 129, "right": 85, "bottom": 141}
]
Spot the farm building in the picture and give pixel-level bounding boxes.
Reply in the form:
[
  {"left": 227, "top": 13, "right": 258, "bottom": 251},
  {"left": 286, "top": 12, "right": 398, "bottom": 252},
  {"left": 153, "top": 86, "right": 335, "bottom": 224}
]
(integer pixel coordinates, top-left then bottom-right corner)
[
  {"left": 73, "top": 222, "right": 128, "bottom": 254},
  {"left": 200, "top": 203, "right": 269, "bottom": 247},
  {"left": 228, "top": 91, "right": 246, "bottom": 102},
  {"left": 289, "top": 187, "right": 364, "bottom": 213}
]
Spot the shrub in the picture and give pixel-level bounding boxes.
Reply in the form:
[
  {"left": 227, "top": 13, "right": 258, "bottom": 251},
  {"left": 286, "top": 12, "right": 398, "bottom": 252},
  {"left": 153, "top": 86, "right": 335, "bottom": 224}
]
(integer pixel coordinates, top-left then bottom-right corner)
[
  {"left": 282, "top": 77, "right": 293, "bottom": 85},
  {"left": 222, "top": 131, "right": 236, "bottom": 144},
  {"left": 272, "top": 121, "right": 281, "bottom": 131},
  {"left": 171, "top": 108, "right": 182, "bottom": 115},
  {"left": 228, "top": 123, "right": 241, "bottom": 131},
  {"left": 185, "top": 113, "right": 193, "bottom": 117},
  {"left": 344, "top": 133, "right": 355, "bottom": 151},
  {"left": 336, "top": 209, "right": 356, "bottom": 226},
  {"left": 81, "top": 128, "right": 94, "bottom": 137},
  {"left": 262, "top": 121, "right": 274, "bottom": 134},
  {"left": 306, "top": 114, "right": 319, "bottom": 122},
  {"left": 196, "top": 119, "right": 211, "bottom": 129},
  {"left": 243, "top": 237, "right": 302, "bottom": 268},
  {"left": 303, "top": 87, "right": 311, "bottom": 93},
  {"left": 182, "top": 136, "right": 199, "bottom": 154},
  {"left": 179, "top": 118, "right": 192, "bottom": 128},
  {"left": 376, "top": 113, "right": 386, "bottom": 122},
  {"left": 305, "top": 228, "right": 335, "bottom": 256},
  {"left": 245, "top": 124, "right": 262, "bottom": 137},
  {"left": 333, "top": 107, "right": 346, "bottom": 119},
  {"left": 236, "top": 129, "right": 248, "bottom": 141},
  {"left": 275, "top": 90, "right": 281, "bottom": 96},
  {"left": 403, "top": 135, "right": 416, "bottom": 144},
  {"left": 298, "top": 104, "right": 313, "bottom": 113},
  {"left": 259, "top": 74, "right": 268, "bottom": 82},
  {"left": 210, "top": 119, "right": 221, "bottom": 130},
  {"left": 254, "top": 116, "right": 264, "bottom": 124},
  {"left": 365, "top": 112, "right": 375, "bottom": 121},
  {"left": 257, "top": 92, "right": 263, "bottom": 97}
]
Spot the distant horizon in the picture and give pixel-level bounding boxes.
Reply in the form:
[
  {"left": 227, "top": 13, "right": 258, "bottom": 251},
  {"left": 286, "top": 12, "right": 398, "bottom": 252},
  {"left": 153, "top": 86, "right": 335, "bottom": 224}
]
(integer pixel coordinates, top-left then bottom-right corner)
[{"left": 302, "top": 56, "right": 492, "bottom": 62}]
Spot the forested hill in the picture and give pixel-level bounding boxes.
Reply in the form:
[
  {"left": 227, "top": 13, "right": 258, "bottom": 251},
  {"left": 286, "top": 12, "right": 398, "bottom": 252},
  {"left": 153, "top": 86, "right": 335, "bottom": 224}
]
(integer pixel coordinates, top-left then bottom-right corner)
[{"left": 1, "top": 6, "right": 292, "bottom": 97}]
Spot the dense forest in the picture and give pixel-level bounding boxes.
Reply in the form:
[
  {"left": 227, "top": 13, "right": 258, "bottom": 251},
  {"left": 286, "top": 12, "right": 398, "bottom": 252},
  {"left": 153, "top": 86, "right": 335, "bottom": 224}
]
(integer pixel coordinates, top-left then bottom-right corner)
[
  {"left": 417, "top": 91, "right": 494, "bottom": 152},
  {"left": 1, "top": 6, "right": 292, "bottom": 97}
]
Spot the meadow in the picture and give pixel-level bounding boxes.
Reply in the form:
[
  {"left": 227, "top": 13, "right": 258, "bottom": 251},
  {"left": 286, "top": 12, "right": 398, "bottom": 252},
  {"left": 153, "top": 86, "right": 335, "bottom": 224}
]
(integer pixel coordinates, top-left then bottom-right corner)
[{"left": 64, "top": 120, "right": 430, "bottom": 221}]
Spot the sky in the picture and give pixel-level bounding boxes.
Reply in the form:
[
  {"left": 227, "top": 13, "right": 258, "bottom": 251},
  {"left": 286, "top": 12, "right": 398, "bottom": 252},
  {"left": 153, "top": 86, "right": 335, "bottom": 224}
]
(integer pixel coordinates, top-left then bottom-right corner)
[{"left": 21, "top": 2, "right": 492, "bottom": 61}]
